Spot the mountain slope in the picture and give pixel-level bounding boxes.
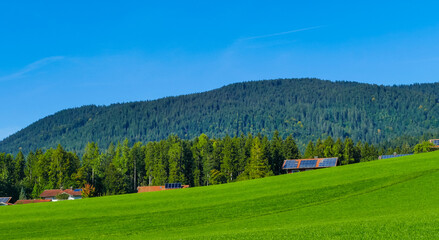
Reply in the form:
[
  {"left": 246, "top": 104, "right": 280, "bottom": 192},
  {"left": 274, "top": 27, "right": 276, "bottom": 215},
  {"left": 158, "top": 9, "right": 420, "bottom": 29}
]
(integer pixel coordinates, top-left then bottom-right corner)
[
  {"left": 1, "top": 78, "right": 439, "bottom": 153},
  {"left": 0, "top": 151, "right": 438, "bottom": 239}
]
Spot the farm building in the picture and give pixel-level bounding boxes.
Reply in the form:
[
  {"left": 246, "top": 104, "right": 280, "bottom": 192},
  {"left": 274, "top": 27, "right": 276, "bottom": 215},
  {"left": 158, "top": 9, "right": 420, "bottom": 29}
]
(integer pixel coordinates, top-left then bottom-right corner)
[
  {"left": 14, "top": 199, "right": 52, "bottom": 205},
  {"left": 282, "top": 157, "right": 338, "bottom": 173},
  {"left": 378, "top": 153, "right": 413, "bottom": 160},
  {"left": 0, "top": 197, "right": 12, "bottom": 206},
  {"left": 39, "top": 188, "right": 83, "bottom": 201},
  {"left": 429, "top": 139, "right": 439, "bottom": 148},
  {"left": 138, "top": 183, "right": 189, "bottom": 193}
]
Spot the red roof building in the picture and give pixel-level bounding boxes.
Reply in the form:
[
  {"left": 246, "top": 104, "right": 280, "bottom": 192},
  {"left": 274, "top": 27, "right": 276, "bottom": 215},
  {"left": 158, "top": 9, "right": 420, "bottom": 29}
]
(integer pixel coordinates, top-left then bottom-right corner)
[
  {"left": 14, "top": 199, "right": 52, "bottom": 205},
  {"left": 283, "top": 157, "right": 338, "bottom": 173},
  {"left": 40, "top": 188, "right": 83, "bottom": 201},
  {"left": 138, "top": 184, "right": 189, "bottom": 193}
]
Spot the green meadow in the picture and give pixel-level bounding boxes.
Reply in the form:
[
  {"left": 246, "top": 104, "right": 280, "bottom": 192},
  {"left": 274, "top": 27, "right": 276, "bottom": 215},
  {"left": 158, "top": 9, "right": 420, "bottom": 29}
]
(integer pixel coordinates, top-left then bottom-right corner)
[{"left": 1, "top": 151, "right": 438, "bottom": 239}]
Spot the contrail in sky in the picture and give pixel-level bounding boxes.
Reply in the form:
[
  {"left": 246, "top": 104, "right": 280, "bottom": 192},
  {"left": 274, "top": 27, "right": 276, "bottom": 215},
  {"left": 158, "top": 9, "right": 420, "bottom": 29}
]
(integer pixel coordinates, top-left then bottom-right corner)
[
  {"left": 242, "top": 26, "right": 323, "bottom": 40},
  {"left": 0, "top": 56, "right": 65, "bottom": 82}
]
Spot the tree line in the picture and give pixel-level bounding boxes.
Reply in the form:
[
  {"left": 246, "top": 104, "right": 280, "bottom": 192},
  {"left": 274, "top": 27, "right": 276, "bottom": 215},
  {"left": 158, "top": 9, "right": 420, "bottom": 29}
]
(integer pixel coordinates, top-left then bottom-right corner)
[{"left": 0, "top": 132, "right": 435, "bottom": 202}]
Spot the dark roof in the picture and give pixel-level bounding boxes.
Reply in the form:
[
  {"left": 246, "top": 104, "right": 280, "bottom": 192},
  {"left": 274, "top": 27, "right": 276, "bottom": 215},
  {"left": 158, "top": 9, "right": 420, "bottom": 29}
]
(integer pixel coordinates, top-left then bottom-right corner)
[
  {"left": 379, "top": 154, "right": 413, "bottom": 159},
  {"left": 283, "top": 158, "right": 338, "bottom": 170},
  {"left": 165, "top": 183, "right": 182, "bottom": 189},
  {"left": 40, "top": 189, "right": 82, "bottom": 198},
  {"left": 0, "top": 197, "right": 12, "bottom": 204}
]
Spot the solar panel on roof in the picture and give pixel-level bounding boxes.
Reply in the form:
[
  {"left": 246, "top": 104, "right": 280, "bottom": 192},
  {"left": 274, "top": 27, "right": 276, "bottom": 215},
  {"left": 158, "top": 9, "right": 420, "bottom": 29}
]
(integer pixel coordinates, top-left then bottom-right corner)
[
  {"left": 380, "top": 154, "right": 412, "bottom": 159},
  {"left": 283, "top": 160, "right": 299, "bottom": 169},
  {"left": 165, "top": 183, "right": 182, "bottom": 189},
  {"left": 0, "top": 197, "right": 10, "bottom": 203},
  {"left": 299, "top": 160, "right": 317, "bottom": 168},
  {"left": 318, "top": 158, "right": 337, "bottom": 167}
]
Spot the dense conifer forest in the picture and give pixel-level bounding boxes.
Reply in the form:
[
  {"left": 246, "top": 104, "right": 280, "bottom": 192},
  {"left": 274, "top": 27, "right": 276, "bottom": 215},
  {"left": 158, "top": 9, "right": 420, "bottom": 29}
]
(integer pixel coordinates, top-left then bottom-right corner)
[
  {"left": 1, "top": 78, "right": 439, "bottom": 154},
  {"left": 2, "top": 132, "right": 435, "bottom": 202}
]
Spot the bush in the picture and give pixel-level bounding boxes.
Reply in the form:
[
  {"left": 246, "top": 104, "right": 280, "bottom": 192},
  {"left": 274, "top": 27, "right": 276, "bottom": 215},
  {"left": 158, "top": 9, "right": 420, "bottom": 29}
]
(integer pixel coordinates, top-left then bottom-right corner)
[
  {"left": 413, "top": 141, "right": 435, "bottom": 153},
  {"left": 55, "top": 193, "right": 70, "bottom": 200}
]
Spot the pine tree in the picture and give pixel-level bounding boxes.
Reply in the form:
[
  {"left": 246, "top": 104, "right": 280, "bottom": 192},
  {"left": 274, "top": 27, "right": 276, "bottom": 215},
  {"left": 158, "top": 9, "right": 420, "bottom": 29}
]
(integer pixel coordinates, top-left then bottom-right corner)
[
  {"left": 129, "top": 142, "right": 144, "bottom": 191},
  {"left": 314, "top": 138, "right": 325, "bottom": 157},
  {"left": 354, "top": 141, "right": 362, "bottom": 163},
  {"left": 19, "top": 187, "right": 26, "bottom": 200},
  {"left": 211, "top": 140, "right": 223, "bottom": 174},
  {"left": 332, "top": 138, "right": 344, "bottom": 164},
  {"left": 13, "top": 151, "right": 25, "bottom": 184},
  {"left": 144, "top": 142, "right": 155, "bottom": 185},
  {"left": 246, "top": 137, "right": 273, "bottom": 179},
  {"left": 104, "top": 163, "right": 126, "bottom": 195},
  {"left": 168, "top": 139, "right": 184, "bottom": 183},
  {"left": 283, "top": 135, "right": 300, "bottom": 160},
  {"left": 270, "top": 131, "right": 284, "bottom": 175},
  {"left": 151, "top": 140, "right": 168, "bottom": 186},
  {"left": 401, "top": 143, "right": 412, "bottom": 154},
  {"left": 181, "top": 141, "right": 194, "bottom": 185},
  {"left": 221, "top": 135, "right": 238, "bottom": 182},
  {"left": 191, "top": 137, "right": 203, "bottom": 186},
  {"left": 209, "top": 169, "right": 227, "bottom": 185},
  {"left": 304, "top": 141, "right": 315, "bottom": 158},
  {"left": 82, "top": 142, "right": 100, "bottom": 186},
  {"left": 343, "top": 138, "right": 355, "bottom": 165},
  {"left": 323, "top": 136, "right": 335, "bottom": 157}
]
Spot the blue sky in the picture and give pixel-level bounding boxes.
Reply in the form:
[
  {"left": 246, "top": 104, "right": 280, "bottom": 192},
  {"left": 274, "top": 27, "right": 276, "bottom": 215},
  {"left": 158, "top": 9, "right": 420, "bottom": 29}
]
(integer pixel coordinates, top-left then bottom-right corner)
[{"left": 1, "top": 1, "right": 439, "bottom": 140}]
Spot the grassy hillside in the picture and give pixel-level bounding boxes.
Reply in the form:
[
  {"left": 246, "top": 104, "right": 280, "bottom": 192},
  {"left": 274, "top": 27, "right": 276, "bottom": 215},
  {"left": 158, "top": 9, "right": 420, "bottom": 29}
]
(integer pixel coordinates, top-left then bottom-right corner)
[
  {"left": 1, "top": 78, "right": 439, "bottom": 154},
  {"left": 1, "top": 151, "right": 438, "bottom": 239}
]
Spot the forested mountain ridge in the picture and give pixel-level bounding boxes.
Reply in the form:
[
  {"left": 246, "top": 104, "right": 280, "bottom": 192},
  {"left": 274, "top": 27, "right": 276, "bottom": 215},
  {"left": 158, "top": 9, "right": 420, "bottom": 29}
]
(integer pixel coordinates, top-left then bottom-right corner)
[{"left": 1, "top": 78, "right": 439, "bottom": 154}]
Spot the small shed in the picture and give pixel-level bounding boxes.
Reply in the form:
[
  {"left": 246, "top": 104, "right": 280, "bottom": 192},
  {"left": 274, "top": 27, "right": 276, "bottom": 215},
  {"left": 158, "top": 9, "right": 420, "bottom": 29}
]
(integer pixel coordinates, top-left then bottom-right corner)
[
  {"left": 282, "top": 157, "right": 338, "bottom": 173},
  {"left": 0, "top": 197, "right": 12, "bottom": 206}
]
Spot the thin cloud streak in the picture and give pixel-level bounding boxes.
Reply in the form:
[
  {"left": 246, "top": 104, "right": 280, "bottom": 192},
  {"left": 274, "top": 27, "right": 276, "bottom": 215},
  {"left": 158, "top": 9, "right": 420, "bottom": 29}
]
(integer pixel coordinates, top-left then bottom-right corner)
[
  {"left": 0, "top": 56, "right": 65, "bottom": 82},
  {"left": 241, "top": 26, "right": 323, "bottom": 40}
]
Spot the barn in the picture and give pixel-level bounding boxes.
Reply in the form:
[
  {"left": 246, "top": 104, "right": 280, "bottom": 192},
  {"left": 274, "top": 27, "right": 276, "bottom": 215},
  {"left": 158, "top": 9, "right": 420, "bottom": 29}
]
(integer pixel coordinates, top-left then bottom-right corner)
[
  {"left": 39, "top": 188, "right": 83, "bottom": 201},
  {"left": 137, "top": 183, "right": 189, "bottom": 193},
  {"left": 282, "top": 157, "right": 338, "bottom": 173}
]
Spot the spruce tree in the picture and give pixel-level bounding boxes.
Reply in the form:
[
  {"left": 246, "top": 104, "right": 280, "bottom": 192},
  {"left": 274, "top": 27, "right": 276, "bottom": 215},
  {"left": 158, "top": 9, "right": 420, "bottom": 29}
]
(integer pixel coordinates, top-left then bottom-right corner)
[
  {"left": 168, "top": 140, "right": 184, "bottom": 183},
  {"left": 343, "top": 138, "right": 355, "bottom": 165},
  {"left": 220, "top": 135, "right": 238, "bottom": 182},
  {"left": 304, "top": 141, "right": 315, "bottom": 158},
  {"left": 246, "top": 137, "right": 273, "bottom": 179},
  {"left": 270, "top": 131, "right": 284, "bottom": 175},
  {"left": 283, "top": 135, "right": 300, "bottom": 160},
  {"left": 13, "top": 151, "right": 25, "bottom": 185},
  {"left": 332, "top": 138, "right": 344, "bottom": 164}
]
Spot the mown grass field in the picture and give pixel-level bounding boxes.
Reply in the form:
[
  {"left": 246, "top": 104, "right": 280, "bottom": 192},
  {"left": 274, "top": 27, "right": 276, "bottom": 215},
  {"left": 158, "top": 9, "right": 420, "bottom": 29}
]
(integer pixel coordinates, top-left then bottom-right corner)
[{"left": 1, "top": 151, "right": 438, "bottom": 239}]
